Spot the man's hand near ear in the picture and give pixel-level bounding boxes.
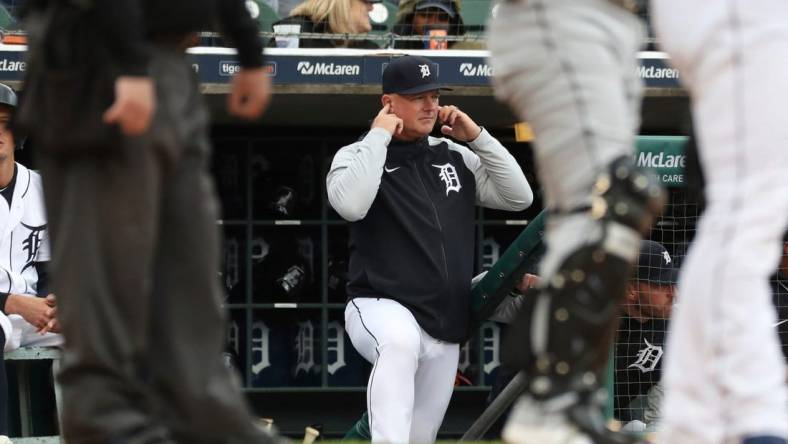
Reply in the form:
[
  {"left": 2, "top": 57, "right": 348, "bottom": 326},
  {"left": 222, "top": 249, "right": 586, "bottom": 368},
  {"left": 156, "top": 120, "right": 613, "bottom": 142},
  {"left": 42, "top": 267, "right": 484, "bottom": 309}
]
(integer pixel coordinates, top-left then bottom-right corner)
[{"left": 371, "top": 103, "right": 404, "bottom": 136}]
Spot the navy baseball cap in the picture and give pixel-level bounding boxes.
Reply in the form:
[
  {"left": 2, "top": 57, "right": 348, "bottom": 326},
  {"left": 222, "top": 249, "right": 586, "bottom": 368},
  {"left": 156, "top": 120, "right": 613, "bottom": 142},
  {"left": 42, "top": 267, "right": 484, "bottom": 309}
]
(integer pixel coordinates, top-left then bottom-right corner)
[
  {"left": 635, "top": 240, "right": 678, "bottom": 285},
  {"left": 382, "top": 55, "right": 451, "bottom": 95},
  {"left": 414, "top": 0, "right": 456, "bottom": 18}
]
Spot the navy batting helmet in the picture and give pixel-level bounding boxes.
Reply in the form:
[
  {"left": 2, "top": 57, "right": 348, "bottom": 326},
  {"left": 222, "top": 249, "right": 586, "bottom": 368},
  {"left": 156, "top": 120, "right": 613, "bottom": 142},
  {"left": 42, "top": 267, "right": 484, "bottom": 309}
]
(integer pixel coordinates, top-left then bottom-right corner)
[{"left": 0, "top": 83, "right": 23, "bottom": 150}]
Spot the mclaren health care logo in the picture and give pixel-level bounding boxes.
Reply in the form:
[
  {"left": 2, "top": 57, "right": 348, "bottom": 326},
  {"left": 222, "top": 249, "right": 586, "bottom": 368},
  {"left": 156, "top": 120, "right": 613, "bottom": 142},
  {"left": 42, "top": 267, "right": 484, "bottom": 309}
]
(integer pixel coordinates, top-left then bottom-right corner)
[
  {"left": 636, "top": 151, "right": 686, "bottom": 169},
  {"left": 297, "top": 61, "right": 361, "bottom": 76},
  {"left": 637, "top": 65, "right": 680, "bottom": 80},
  {"left": 635, "top": 149, "right": 686, "bottom": 185},
  {"left": 459, "top": 63, "right": 494, "bottom": 77}
]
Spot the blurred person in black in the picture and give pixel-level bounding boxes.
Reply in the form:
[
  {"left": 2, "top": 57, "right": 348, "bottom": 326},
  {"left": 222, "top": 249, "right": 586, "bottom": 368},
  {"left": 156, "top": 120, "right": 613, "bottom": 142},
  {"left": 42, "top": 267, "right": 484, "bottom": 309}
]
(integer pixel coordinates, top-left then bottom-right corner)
[{"left": 17, "top": 1, "right": 278, "bottom": 443}]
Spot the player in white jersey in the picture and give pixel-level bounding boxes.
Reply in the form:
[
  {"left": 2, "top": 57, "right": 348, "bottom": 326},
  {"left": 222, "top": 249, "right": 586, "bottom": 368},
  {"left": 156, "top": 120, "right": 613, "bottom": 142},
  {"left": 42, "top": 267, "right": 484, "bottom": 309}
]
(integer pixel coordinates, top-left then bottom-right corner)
[
  {"left": 650, "top": 2, "right": 788, "bottom": 443},
  {"left": 0, "top": 83, "right": 61, "bottom": 351},
  {"left": 0, "top": 83, "right": 61, "bottom": 436}
]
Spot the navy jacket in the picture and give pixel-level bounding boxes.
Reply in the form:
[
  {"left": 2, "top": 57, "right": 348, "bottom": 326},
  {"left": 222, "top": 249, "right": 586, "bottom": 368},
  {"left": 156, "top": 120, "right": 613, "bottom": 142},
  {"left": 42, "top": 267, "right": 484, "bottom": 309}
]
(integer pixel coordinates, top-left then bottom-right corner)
[{"left": 328, "top": 128, "right": 532, "bottom": 342}]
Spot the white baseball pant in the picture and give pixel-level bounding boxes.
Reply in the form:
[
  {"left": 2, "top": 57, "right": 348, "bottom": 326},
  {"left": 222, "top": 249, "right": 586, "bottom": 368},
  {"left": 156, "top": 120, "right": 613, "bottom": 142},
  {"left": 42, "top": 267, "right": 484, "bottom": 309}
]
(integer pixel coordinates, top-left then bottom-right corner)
[
  {"left": 652, "top": 1, "right": 788, "bottom": 443},
  {"left": 345, "top": 298, "right": 459, "bottom": 443}
]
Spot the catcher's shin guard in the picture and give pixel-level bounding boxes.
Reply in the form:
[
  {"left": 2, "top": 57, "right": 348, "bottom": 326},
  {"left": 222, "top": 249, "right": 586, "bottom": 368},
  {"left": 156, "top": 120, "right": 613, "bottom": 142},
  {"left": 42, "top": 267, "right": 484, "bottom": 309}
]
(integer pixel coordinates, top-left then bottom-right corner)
[{"left": 504, "top": 156, "right": 666, "bottom": 399}]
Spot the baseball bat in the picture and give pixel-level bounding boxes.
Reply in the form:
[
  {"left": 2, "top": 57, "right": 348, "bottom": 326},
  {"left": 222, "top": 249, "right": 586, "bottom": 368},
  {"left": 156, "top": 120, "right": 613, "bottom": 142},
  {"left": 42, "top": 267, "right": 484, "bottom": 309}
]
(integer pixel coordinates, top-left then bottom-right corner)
[
  {"left": 302, "top": 426, "right": 320, "bottom": 444},
  {"left": 460, "top": 371, "right": 528, "bottom": 441}
]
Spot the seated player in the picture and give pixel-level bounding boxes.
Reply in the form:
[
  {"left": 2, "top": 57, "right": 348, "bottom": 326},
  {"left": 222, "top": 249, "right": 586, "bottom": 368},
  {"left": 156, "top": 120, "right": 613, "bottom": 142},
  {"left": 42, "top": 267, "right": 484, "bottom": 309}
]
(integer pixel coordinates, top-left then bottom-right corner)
[
  {"left": 0, "top": 83, "right": 62, "bottom": 436},
  {"left": 615, "top": 240, "right": 676, "bottom": 428}
]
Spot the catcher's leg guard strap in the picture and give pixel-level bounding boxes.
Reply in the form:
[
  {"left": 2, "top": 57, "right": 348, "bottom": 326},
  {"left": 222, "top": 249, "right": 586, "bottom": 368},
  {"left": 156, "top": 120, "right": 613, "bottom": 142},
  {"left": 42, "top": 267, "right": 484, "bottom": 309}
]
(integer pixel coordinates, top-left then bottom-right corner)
[
  {"left": 505, "top": 244, "right": 630, "bottom": 398},
  {"left": 591, "top": 156, "right": 666, "bottom": 237}
]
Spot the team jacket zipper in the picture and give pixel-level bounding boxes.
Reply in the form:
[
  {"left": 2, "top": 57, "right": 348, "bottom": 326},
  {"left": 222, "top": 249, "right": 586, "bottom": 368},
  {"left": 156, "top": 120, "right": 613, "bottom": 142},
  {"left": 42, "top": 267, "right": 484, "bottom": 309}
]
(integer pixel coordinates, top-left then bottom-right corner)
[{"left": 413, "top": 162, "right": 450, "bottom": 283}]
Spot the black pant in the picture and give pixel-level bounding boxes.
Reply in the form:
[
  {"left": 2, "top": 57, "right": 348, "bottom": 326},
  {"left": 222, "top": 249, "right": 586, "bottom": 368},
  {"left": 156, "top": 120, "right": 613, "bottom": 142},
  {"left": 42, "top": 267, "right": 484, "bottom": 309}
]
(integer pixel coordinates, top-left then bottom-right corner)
[{"left": 38, "top": 47, "right": 269, "bottom": 444}]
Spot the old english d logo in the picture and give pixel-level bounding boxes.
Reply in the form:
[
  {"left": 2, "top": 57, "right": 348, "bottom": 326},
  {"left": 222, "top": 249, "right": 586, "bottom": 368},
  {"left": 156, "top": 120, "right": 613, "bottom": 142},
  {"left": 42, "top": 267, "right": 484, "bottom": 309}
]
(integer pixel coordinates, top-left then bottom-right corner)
[
  {"left": 432, "top": 163, "right": 461, "bottom": 195},
  {"left": 662, "top": 250, "right": 672, "bottom": 265},
  {"left": 21, "top": 223, "right": 46, "bottom": 273},
  {"left": 419, "top": 64, "right": 431, "bottom": 78},
  {"left": 294, "top": 320, "right": 316, "bottom": 376},
  {"left": 628, "top": 338, "right": 663, "bottom": 373}
]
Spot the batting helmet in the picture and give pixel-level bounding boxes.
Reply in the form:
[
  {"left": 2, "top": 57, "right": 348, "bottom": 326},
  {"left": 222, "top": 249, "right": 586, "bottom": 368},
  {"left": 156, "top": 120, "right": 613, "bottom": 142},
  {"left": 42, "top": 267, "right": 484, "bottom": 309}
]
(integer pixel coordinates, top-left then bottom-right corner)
[{"left": 0, "top": 83, "right": 23, "bottom": 150}]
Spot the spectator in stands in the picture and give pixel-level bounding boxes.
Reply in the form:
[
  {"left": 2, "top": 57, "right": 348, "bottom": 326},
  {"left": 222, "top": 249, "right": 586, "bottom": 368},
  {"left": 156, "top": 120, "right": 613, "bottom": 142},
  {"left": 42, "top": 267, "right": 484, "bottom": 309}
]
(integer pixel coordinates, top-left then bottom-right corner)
[
  {"left": 771, "top": 231, "right": 788, "bottom": 361},
  {"left": 270, "top": 0, "right": 380, "bottom": 48},
  {"left": 614, "top": 240, "right": 677, "bottom": 429},
  {"left": 391, "top": 0, "right": 478, "bottom": 49}
]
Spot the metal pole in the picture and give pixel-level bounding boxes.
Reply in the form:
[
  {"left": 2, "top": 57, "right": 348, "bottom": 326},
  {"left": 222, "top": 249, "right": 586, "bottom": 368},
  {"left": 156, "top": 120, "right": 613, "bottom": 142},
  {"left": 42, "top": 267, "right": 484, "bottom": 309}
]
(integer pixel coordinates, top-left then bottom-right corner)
[{"left": 460, "top": 371, "right": 528, "bottom": 441}]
